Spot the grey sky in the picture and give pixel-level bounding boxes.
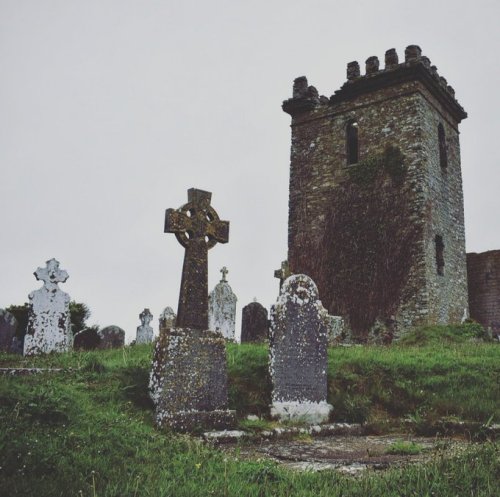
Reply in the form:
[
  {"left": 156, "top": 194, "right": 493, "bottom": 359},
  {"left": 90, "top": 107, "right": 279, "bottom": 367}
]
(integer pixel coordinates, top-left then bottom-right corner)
[{"left": 1, "top": 0, "right": 499, "bottom": 342}]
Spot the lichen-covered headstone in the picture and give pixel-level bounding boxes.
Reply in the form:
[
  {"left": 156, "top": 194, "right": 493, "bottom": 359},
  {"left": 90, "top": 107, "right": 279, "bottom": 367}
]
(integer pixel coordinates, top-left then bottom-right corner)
[
  {"left": 98, "top": 326, "right": 125, "bottom": 349},
  {"left": 241, "top": 301, "right": 269, "bottom": 343},
  {"left": 159, "top": 307, "right": 176, "bottom": 335},
  {"left": 73, "top": 328, "right": 101, "bottom": 350},
  {"left": 208, "top": 267, "right": 237, "bottom": 340},
  {"left": 23, "top": 259, "right": 72, "bottom": 356},
  {"left": 150, "top": 188, "right": 235, "bottom": 432},
  {"left": 0, "top": 309, "right": 18, "bottom": 353},
  {"left": 136, "top": 308, "right": 154, "bottom": 344},
  {"left": 269, "top": 274, "right": 333, "bottom": 424}
]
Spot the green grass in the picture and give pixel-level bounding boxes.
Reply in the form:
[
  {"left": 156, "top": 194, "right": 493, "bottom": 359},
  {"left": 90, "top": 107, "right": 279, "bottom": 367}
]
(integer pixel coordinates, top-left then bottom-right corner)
[
  {"left": 385, "top": 440, "right": 424, "bottom": 455},
  {"left": 0, "top": 335, "right": 499, "bottom": 496}
]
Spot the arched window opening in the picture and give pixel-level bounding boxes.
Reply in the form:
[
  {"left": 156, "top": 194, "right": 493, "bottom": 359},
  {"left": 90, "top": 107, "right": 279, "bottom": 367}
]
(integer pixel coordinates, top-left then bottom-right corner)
[
  {"left": 435, "top": 235, "right": 445, "bottom": 276},
  {"left": 346, "top": 121, "right": 359, "bottom": 165},
  {"left": 438, "top": 123, "right": 448, "bottom": 170}
]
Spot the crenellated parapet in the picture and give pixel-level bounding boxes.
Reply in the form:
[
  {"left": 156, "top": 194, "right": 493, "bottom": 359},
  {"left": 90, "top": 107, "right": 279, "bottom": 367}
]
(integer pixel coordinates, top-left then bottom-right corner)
[{"left": 283, "top": 45, "right": 467, "bottom": 122}]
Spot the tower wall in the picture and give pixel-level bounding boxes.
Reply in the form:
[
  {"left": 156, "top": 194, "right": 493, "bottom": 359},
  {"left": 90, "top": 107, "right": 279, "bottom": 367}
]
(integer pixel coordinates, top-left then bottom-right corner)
[
  {"left": 467, "top": 251, "right": 500, "bottom": 336},
  {"left": 284, "top": 46, "right": 468, "bottom": 340}
]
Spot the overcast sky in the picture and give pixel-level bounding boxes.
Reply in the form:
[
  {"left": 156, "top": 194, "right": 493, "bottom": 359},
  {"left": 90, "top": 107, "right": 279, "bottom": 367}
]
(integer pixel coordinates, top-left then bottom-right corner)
[{"left": 1, "top": 0, "right": 499, "bottom": 342}]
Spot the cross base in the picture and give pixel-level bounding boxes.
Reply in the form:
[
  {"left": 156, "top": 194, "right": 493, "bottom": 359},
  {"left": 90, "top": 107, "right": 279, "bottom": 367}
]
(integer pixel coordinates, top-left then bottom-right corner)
[
  {"left": 150, "top": 327, "right": 235, "bottom": 433},
  {"left": 156, "top": 409, "right": 236, "bottom": 433}
]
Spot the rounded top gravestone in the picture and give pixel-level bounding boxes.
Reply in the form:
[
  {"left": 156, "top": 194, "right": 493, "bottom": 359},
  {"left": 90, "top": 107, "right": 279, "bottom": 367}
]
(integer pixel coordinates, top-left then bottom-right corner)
[{"left": 98, "top": 326, "right": 125, "bottom": 349}]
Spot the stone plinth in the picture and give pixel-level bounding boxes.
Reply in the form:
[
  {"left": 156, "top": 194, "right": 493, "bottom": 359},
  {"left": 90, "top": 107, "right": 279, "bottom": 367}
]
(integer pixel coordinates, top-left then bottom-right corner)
[
  {"left": 150, "top": 327, "right": 235, "bottom": 432},
  {"left": 241, "top": 301, "right": 269, "bottom": 343},
  {"left": 269, "top": 274, "right": 332, "bottom": 424},
  {"left": 208, "top": 268, "right": 237, "bottom": 340},
  {"left": 24, "top": 259, "right": 72, "bottom": 356},
  {"left": 0, "top": 309, "right": 18, "bottom": 353},
  {"left": 98, "top": 326, "right": 125, "bottom": 349}
]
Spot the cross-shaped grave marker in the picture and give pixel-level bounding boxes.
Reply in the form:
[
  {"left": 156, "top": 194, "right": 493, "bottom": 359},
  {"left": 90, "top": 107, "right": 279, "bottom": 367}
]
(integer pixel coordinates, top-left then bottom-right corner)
[
  {"left": 165, "top": 188, "right": 229, "bottom": 330},
  {"left": 35, "top": 259, "right": 69, "bottom": 290},
  {"left": 274, "top": 260, "right": 290, "bottom": 290},
  {"left": 220, "top": 266, "right": 228, "bottom": 282}
]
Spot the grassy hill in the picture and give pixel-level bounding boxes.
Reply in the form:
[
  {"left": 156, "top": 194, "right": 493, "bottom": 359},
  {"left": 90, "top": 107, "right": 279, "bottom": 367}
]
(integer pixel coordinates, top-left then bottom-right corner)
[{"left": 0, "top": 325, "right": 499, "bottom": 496}]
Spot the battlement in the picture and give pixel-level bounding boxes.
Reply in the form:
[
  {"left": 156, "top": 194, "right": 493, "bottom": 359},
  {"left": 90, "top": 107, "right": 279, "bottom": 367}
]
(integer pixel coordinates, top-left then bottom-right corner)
[{"left": 283, "top": 45, "right": 467, "bottom": 123}]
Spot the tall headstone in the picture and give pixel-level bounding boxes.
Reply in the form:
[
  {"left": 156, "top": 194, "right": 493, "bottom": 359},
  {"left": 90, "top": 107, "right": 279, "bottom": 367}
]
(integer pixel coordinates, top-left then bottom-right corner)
[
  {"left": 241, "top": 301, "right": 269, "bottom": 343},
  {"left": 269, "top": 274, "right": 333, "bottom": 424},
  {"left": 208, "top": 267, "right": 237, "bottom": 340},
  {"left": 98, "top": 326, "right": 125, "bottom": 349},
  {"left": 23, "top": 259, "right": 72, "bottom": 356},
  {"left": 136, "top": 308, "right": 154, "bottom": 344},
  {"left": 0, "top": 309, "right": 18, "bottom": 353},
  {"left": 150, "top": 188, "right": 235, "bottom": 432}
]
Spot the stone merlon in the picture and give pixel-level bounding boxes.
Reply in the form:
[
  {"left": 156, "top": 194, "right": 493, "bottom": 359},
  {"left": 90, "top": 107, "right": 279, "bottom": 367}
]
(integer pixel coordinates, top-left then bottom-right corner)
[{"left": 282, "top": 45, "right": 467, "bottom": 122}]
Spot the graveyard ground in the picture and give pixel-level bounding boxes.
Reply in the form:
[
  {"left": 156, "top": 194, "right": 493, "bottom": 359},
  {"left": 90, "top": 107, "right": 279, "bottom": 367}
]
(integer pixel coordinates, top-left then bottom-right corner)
[{"left": 0, "top": 324, "right": 499, "bottom": 497}]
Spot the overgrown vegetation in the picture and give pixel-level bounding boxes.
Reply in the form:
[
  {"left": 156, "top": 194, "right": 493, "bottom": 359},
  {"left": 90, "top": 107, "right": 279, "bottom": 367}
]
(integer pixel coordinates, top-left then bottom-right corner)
[
  {"left": 1, "top": 337, "right": 499, "bottom": 496},
  {"left": 299, "top": 143, "right": 422, "bottom": 339}
]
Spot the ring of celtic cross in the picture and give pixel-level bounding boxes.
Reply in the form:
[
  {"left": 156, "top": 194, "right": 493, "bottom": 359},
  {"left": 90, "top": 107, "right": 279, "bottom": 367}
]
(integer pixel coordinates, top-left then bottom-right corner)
[{"left": 174, "top": 200, "right": 222, "bottom": 250}]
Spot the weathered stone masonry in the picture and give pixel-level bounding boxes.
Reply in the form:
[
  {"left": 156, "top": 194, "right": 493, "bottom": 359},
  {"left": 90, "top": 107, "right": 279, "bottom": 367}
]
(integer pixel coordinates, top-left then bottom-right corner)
[
  {"left": 283, "top": 45, "right": 468, "bottom": 339},
  {"left": 467, "top": 250, "right": 500, "bottom": 337}
]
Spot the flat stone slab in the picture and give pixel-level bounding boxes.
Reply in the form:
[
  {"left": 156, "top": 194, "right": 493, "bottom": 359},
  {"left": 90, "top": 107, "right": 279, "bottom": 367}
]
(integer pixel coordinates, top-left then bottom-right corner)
[
  {"left": 226, "top": 434, "right": 472, "bottom": 474},
  {"left": 0, "top": 368, "right": 66, "bottom": 376},
  {"left": 203, "top": 423, "right": 364, "bottom": 444}
]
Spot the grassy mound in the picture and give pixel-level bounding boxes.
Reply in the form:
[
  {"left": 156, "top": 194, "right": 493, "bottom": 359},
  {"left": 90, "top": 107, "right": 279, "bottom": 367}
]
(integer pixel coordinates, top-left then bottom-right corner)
[{"left": 1, "top": 334, "right": 499, "bottom": 496}]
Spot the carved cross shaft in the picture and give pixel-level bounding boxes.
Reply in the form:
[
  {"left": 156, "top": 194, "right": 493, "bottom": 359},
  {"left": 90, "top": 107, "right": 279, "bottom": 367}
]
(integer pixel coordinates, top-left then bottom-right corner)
[{"left": 165, "top": 188, "right": 229, "bottom": 330}]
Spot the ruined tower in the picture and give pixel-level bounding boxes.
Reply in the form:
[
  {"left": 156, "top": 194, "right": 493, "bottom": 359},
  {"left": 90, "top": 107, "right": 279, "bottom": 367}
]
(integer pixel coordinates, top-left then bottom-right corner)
[{"left": 283, "top": 45, "right": 468, "bottom": 340}]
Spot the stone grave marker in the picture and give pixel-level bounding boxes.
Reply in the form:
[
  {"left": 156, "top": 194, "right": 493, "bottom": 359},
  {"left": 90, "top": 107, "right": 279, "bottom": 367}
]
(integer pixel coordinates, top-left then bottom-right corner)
[
  {"left": 159, "top": 307, "right": 176, "bottom": 336},
  {"left": 74, "top": 328, "right": 101, "bottom": 350},
  {"left": 98, "top": 326, "right": 125, "bottom": 349},
  {"left": 23, "top": 259, "right": 72, "bottom": 356},
  {"left": 0, "top": 309, "right": 18, "bottom": 353},
  {"left": 136, "top": 308, "right": 154, "bottom": 344},
  {"left": 208, "top": 266, "right": 237, "bottom": 340},
  {"left": 269, "top": 274, "right": 333, "bottom": 424},
  {"left": 241, "top": 300, "right": 269, "bottom": 343},
  {"left": 274, "top": 260, "right": 291, "bottom": 291},
  {"left": 150, "top": 188, "right": 235, "bottom": 432}
]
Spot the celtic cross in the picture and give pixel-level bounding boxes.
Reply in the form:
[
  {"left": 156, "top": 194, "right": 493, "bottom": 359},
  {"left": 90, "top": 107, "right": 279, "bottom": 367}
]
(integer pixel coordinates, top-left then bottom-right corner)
[{"left": 164, "top": 188, "right": 229, "bottom": 330}]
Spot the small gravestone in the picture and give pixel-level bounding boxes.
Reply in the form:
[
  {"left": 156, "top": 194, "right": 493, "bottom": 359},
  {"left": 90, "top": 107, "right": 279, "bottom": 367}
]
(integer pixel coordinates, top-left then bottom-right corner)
[
  {"left": 150, "top": 188, "right": 235, "bottom": 432},
  {"left": 208, "top": 267, "right": 237, "bottom": 340},
  {"left": 327, "top": 315, "right": 345, "bottom": 345},
  {"left": 98, "top": 326, "right": 125, "bottom": 349},
  {"left": 23, "top": 259, "right": 72, "bottom": 356},
  {"left": 136, "top": 308, "right": 154, "bottom": 344},
  {"left": 74, "top": 328, "right": 101, "bottom": 350},
  {"left": 269, "top": 274, "right": 333, "bottom": 424},
  {"left": 159, "top": 307, "right": 176, "bottom": 336},
  {"left": 0, "top": 309, "right": 18, "bottom": 353},
  {"left": 241, "top": 301, "right": 269, "bottom": 343},
  {"left": 274, "top": 260, "right": 291, "bottom": 291}
]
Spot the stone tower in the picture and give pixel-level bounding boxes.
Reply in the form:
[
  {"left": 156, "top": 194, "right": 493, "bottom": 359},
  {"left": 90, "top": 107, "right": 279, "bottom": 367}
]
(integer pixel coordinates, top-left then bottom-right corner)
[{"left": 283, "top": 45, "right": 468, "bottom": 341}]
